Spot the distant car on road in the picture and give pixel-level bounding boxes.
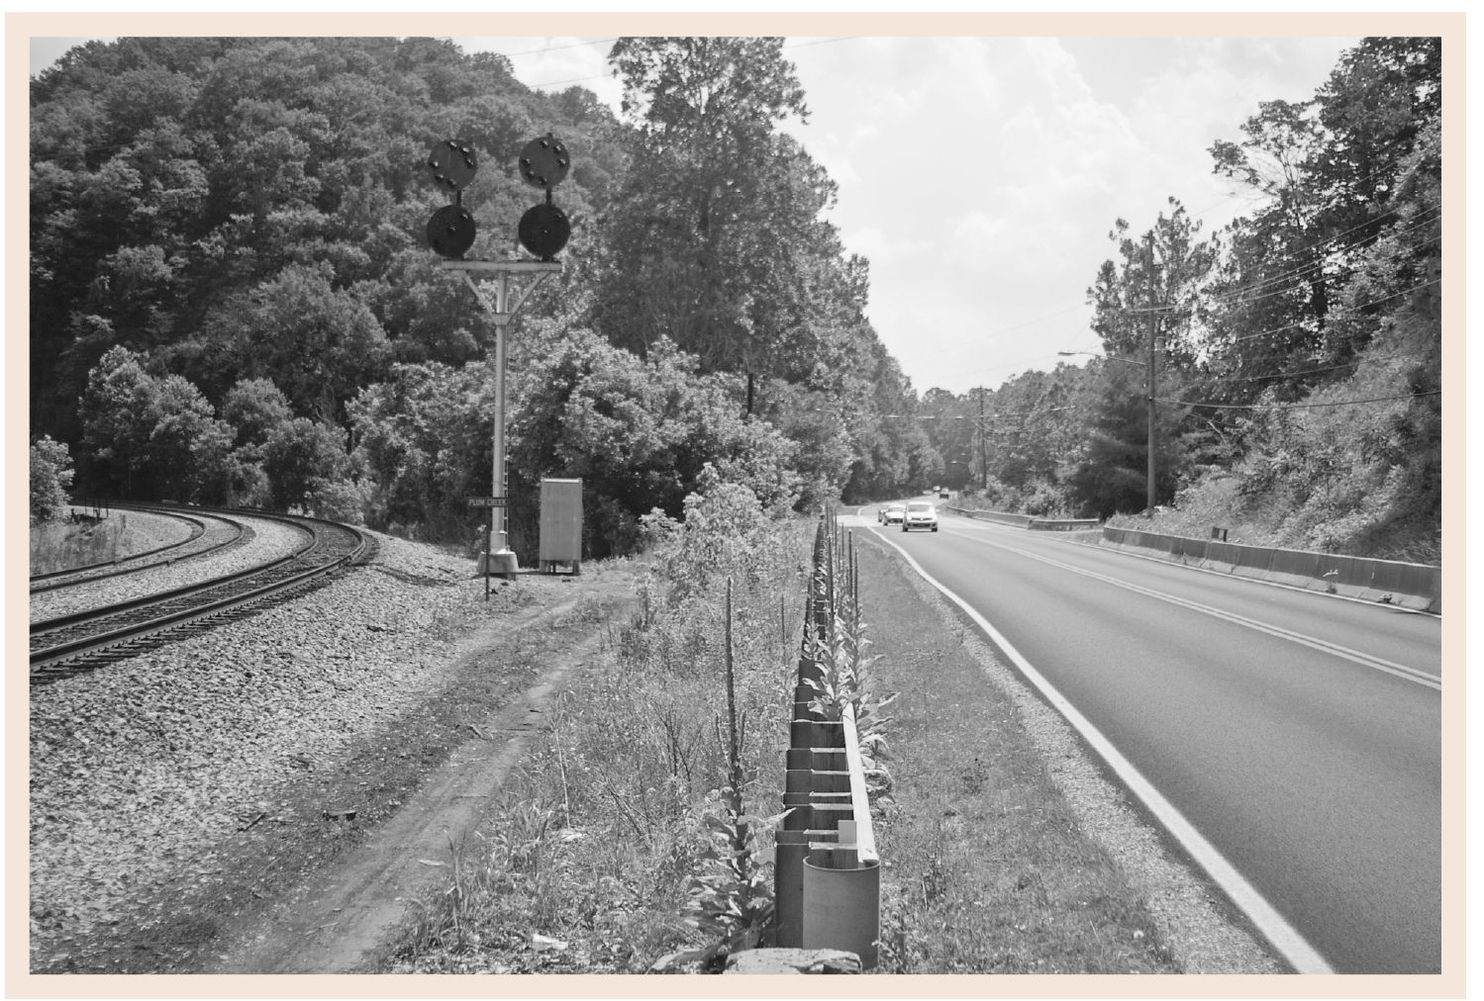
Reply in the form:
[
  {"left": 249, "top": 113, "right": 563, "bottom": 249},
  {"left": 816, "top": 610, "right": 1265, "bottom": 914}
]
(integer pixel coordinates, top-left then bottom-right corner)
[
  {"left": 879, "top": 503, "right": 906, "bottom": 525},
  {"left": 902, "top": 501, "right": 939, "bottom": 532}
]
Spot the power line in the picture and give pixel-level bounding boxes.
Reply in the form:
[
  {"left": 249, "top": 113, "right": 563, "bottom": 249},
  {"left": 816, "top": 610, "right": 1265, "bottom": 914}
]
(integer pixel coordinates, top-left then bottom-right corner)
[
  {"left": 1210, "top": 276, "right": 1441, "bottom": 346},
  {"left": 1189, "top": 350, "right": 1431, "bottom": 391},
  {"left": 1112, "top": 207, "right": 1440, "bottom": 317},
  {"left": 1159, "top": 390, "right": 1439, "bottom": 411},
  {"left": 1202, "top": 207, "right": 1440, "bottom": 308}
]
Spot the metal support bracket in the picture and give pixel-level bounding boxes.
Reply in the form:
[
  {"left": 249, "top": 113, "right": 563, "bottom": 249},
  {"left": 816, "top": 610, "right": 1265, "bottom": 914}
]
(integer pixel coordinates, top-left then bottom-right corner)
[{"left": 442, "top": 259, "right": 563, "bottom": 591}]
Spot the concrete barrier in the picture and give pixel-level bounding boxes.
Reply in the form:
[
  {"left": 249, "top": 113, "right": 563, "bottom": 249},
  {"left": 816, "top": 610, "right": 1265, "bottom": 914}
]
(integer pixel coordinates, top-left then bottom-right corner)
[
  {"left": 944, "top": 505, "right": 1033, "bottom": 528},
  {"left": 1101, "top": 527, "right": 1440, "bottom": 613},
  {"left": 1029, "top": 517, "right": 1102, "bottom": 532}
]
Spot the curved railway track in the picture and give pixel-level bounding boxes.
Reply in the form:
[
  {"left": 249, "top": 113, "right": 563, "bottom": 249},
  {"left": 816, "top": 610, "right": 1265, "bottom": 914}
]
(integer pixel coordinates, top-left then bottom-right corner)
[
  {"left": 30, "top": 510, "right": 376, "bottom": 685},
  {"left": 29, "top": 506, "right": 254, "bottom": 594}
]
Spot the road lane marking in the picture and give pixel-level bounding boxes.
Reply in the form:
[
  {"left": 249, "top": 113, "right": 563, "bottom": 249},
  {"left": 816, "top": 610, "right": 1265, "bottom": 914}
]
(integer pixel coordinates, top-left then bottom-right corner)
[
  {"left": 943, "top": 523, "right": 1441, "bottom": 691},
  {"left": 857, "top": 516, "right": 1336, "bottom": 975}
]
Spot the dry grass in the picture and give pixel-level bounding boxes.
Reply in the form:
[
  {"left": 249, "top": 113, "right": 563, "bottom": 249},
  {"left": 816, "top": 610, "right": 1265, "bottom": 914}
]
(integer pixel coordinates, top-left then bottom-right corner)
[{"left": 28, "top": 514, "right": 125, "bottom": 575}]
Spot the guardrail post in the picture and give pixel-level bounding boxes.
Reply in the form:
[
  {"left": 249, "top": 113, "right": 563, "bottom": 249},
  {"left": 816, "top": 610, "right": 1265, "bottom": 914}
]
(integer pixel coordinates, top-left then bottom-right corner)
[{"left": 772, "top": 510, "right": 880, "bottom": 967}]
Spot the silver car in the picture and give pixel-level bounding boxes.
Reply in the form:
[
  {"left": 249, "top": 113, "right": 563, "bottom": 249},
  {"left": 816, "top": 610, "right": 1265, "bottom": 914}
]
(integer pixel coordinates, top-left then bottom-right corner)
[
  {"left": 902, "top": 501, "right": 938, "bottom": 532},
  {"left": 879, "top": 503, "right": 906, "bottom": 525}
]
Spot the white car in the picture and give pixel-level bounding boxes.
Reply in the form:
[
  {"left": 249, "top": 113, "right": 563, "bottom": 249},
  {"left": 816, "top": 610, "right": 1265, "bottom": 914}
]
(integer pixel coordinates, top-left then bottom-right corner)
[
  {"left": 901, "top": 501, "right": 939, "bottom": 532},
  {"left": 879, "top": 503, "right": 906, "bottom": 525}
]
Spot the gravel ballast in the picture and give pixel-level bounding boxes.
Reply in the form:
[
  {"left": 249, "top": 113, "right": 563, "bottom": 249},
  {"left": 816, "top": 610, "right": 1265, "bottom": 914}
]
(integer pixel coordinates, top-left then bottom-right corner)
[{"left": 28, "top": 530, "right": 583, "bottom": 973}]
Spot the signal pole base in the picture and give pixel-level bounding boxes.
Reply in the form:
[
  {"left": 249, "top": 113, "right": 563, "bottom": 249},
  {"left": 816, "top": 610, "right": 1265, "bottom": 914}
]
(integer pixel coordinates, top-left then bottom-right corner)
[{"left": 479, "top": 550, "right": 520, "bottom": 579}]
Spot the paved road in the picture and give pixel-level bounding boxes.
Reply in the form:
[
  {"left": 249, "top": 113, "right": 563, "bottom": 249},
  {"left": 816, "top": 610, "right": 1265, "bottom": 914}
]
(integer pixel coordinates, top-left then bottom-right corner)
[{"left": 860, "top": 507, "right": 1442, "bottom": 974}]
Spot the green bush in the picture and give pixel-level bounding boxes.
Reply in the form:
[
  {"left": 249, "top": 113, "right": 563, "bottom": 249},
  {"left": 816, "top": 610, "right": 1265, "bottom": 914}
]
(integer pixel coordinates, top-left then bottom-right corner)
[{"left": 29, "top": 435, "right": 74, "bottom": 525}]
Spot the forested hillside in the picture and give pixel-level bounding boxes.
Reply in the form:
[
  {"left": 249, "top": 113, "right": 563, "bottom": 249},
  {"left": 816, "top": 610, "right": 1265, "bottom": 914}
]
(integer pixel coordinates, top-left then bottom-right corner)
[
  {"left": 29, "top": 36, "right": 1442, "bottom": 562},
  {"left": 913, "top": 37, "right": 1442, "bottom": 562},
  {"left": 30, "top": 36, "right": 931, "bottom": 555}
]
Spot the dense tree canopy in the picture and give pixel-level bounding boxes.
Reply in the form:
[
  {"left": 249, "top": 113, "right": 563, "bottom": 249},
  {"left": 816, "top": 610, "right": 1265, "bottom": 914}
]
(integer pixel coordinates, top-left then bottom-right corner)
[
  {"left": 31, "top": 35, "right": 1443, "bottom": 561},
  {"left": 33, "top": 35, "right": 931, "bottom": 552}
]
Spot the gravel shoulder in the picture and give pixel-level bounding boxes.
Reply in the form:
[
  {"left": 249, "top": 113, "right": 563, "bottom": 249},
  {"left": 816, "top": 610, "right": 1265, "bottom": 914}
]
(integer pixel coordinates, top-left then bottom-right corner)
[{"left": 27, "top": 533, "right": 642, "bottom": 975}]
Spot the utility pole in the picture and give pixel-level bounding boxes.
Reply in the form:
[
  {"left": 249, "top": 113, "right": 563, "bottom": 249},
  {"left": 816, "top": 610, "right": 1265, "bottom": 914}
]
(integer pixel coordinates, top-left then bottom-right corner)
[
  {"left": 1145, "top": 232, "right": 1158, "bottom": 517},
  {"left": 977, "top": 388, "right": 988, "bottom": 491}
]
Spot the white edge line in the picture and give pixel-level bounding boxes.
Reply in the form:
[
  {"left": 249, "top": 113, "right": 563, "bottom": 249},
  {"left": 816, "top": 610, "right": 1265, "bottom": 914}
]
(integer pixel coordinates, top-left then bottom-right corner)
[{"left": 855, "top": 514, "right": 1337, "bottom": 976}]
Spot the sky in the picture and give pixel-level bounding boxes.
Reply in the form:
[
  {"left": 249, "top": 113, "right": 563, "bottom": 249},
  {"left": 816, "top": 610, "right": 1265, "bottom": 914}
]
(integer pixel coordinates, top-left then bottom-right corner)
[{"left": 444, "top": 31, "right": 1361, "bottom": 397}]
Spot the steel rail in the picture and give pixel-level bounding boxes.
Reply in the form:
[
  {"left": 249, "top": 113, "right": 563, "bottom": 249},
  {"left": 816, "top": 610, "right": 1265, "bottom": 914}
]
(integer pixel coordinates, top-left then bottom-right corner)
[{"left": 29, "top": 512, "right": 372, "bottom": 682}]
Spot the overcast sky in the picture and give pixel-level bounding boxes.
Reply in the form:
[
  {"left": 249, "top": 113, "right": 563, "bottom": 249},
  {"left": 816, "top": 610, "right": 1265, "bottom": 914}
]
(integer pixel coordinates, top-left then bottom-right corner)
[{"left": 450, "top": 32, "right": 1363, "bottom": 397}]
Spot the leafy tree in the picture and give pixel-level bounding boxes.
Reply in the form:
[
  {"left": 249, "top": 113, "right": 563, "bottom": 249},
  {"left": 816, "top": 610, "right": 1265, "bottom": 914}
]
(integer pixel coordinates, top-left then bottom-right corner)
[
  {"left": 209, "top": 377, "right": 296, "bottom": 507},
  {"left": 77, "top": 345, "right": 160, "bottom": 497},
  {"left": 1089, "top": 199, "right": 1213, "bottom": 372},
  {"left": 1065, "top": 362, "right": 1190, "bottom": 518},
  {"left": 598, "top": 37, "right": 845, "bottom": 401},
  {"left": 29, "top": 36, "right": 608, "bottom": 449},
  {"left": 347, "top": 360, "right": 496, "bottom": 534},
  {"left": 1079, "top": 202, "right": 1213, "bottom": 513},
  {"left": 1310, "top": 37, "right": 1441, "bottom": 247},
  {"left": 176, "top": 261, "right": 392, "bottom": 422},
  {"left": 510, "top": 329, "right": 799, "bottom": 557},
  {"left": 146, "top": 373, "right": 231, "bottom": 502},
  {"left": 1206, "top": 99, "right": 1337, "bottom": 406},
  {"left": 30, "top": 436, "right": 75, "bottom": 525},
  {"left": 1202, "top": 37, "right": 1441, "bottom": 409},
  {"left": 222, "top": 377, "right": 295, "bottom": 448},
  {"left": 263, "top": 416, "right": 351, "bottom": 512}
]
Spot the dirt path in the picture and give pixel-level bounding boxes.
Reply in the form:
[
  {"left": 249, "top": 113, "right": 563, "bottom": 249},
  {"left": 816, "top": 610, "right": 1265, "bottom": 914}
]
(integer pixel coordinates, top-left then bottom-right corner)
[{"left": 197, "top": 576, "right": 638, "bottom": 974}]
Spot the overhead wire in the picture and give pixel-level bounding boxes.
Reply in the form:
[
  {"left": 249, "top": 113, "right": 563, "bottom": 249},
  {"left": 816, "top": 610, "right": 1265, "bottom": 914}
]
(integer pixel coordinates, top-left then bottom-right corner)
[
  {"left": 1201, "top": 208, "right": 1441, "bottom": 309},
  {"left": 1158, "top": 390, "right": 1439, "bottom": 411},
  {"left": 1188, "top": 275, "right": 1442, "bottom": 351},
  {"left": 1113, "top": 206, "right": 1441, "bottom": 316},
  {"left": 1192, "top": 349, "right": 1432, "bottom": 387}
]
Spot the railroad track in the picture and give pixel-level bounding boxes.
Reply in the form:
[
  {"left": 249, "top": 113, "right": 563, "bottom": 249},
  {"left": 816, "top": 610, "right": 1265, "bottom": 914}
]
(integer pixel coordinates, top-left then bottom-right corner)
[
  {"left": 29, "top": 506, "right": 254, "bottom": 594},
  {"left": 29, "top": 510, "right": 375, "bottom": 685}
]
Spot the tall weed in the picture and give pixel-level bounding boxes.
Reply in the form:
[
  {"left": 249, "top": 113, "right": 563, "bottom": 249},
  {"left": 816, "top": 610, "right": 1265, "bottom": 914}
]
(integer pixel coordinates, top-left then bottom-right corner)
[{"left": 390, "top": 474, "right": 810, "bottom": 972}]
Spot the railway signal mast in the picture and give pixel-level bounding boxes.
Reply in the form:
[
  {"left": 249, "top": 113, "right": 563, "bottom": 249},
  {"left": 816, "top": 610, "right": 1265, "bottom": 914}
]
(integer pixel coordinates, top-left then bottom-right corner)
[{"left": 424, "top": 134, "right": 572, "bottom": 587}]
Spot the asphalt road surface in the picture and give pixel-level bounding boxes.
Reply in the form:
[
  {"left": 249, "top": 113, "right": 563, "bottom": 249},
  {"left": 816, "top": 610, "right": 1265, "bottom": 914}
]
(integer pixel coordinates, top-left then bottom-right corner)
[{"left": 860, "top": 506, "right": 1442, "bottom": 975}]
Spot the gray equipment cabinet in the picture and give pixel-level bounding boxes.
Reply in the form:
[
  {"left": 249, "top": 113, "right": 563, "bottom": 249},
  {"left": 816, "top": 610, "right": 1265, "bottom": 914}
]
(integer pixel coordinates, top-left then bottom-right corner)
[{"left": 538, "top": 478, "right": 583, "bottom": 574}]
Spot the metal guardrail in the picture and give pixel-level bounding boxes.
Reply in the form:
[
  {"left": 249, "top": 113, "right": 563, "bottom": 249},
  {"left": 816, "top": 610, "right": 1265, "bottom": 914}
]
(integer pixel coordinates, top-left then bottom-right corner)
[{"left": 773, "top": 514, "right": 880, "bottom": 968}]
